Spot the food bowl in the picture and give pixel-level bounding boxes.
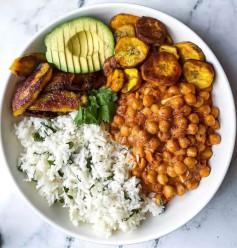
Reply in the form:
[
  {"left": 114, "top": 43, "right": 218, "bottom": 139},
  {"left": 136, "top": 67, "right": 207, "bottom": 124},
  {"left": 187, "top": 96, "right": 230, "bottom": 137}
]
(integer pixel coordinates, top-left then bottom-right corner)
[{"left": 0, "top": 3, "right": 235, "bottom": 245}]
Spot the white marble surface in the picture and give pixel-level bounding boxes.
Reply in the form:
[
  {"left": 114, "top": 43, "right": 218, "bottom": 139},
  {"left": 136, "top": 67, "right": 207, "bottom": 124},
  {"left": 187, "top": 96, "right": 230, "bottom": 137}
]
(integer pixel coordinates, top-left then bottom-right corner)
[{"left": 0, "top": 0, "right": 237, "bottom": 247}]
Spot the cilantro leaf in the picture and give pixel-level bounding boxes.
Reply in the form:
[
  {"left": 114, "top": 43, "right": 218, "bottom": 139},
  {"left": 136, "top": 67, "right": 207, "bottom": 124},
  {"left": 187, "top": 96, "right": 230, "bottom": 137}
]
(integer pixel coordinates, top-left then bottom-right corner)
[
  {"left": 99, "top": 102, "right": 117, "bottom": 123},
  {"left": 33, "top": 131, "right": 44, "bottom": 142},
  {"left": 67, "top": 141, "right": 74, "bottom": 149},
  {"left": 48, "top": 160, "right": 54, "bottom": 166}
]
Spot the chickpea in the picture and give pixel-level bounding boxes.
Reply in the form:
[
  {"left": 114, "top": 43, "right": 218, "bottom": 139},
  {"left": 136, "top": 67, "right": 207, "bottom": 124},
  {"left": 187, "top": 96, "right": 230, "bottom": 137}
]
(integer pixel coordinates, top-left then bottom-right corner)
[
  {"left": 158, "top": 106, "right": 172, "bottom": 119},
  {"left": 132, "top": 167, "right": 142, "bottom": 177},
  {"left": 187, "top": 147, "right": 197, "bottom": 157},
  {"left": 110, "top": 121, "right": 118, "bottom": 129},
  {"left": 194, "top": 96, "right": 204, "bottom": 108},
  {"left": 166, "top": 139, "right": 180, "bottom": 153},
  {"left": 144, "top": 87, "right": 152, "bottom": 95},
  {"left": 198, "top": 124, "right": 206, "bottom": 134},
  {"left": 168, "top": 85, "right": 180, "bottom": 95},
  {"left": 178, "top": 137, "right": 190, "bottom": 148},
  {"left": 155, "top": 194, "right": 167, "bottom": 206},
  {"left": 188, "top": 113, "right": 199, "bottom": 124},
  {"left": 163, "top": 151, "right": 172, "bottom": 162},
  {"left": 182, "top": 105, "right": 192, "bottom": 116},
  {"left": 204, "top": 115, "right": 216, "bottom": 126},
  {"left": 167, "top": 166, "right": 177, "bottom": 177},
  {"left": 155, "top": 153, "right": 163, "bottom": 163},
  {"left": 143, "top": 94, "right": 155, "bottom": 107},
  {"left": 205, "top": 85, "right": 213, "bottom": 92},
  {"left": 174, "top": 116, "right": 188, "bottom": 129},
  {"left": 212, "top": 120, "right": 220, "bottom": 130},
  {"left": 180, "top": 83, "right": 195, "bottom": 95},
  {"left": 187, "top": 135, "right": 196, "bottom": 145},
  {"left": 146, "top": 121, "right": 159, "bottom": 134},
  {"left": 176, "top": 148, "right": 187, "bottom": 156},
  {"left": 200, "top": 166, "right": 211, "bottom": 177},
  {"left": 171, "top": 97, "right": 184, "bottom": 108},
  {"left": 187, "top": 123, "right": 199, "bottom": 135},
  {"left": 151, "top": 104, "right": 160, "bottom": 115},
  {"left": 184, "top": 157, "right": 197, "bottom": 168},
  {"left": 133, "top": 146, "right": 145, "bottom": 158},
  {"left": 120, "top": 125, "right": 130, "bottom": 137},
  {"left": 163, "top": 185, "right": 176, "bottom": 200},
  {"left": 170, "top": 127, "right": 183, "bottom": 138},
  {"left": 158, "top": 131, "right": 171, "bottom": 142},
  {"left": 137, "top": 130, "right": 150, "bottom": 143},
  {"left": 147, "top": 137, "right": 161, "bottom": 152},
  {"left": 131, "top": 126, "right": 140, "bottom": 136},
  {"left": 113, "top": 115, "right": 124, "bottom": 126},
  {"left": 198, "top": 105, "right": 211, "bottom": 115},
  {"left": 198, "top": 144, "right": 206, "bottom": 152},
  {"left": 211, "top": 107, "right": 219, "bottom": 119},
  {"left": 186, "top": 180, "right": 199, "bottom": 190},
  {"left": 145, "top": 150, "right": 154, "bottom": 164},
  {"left": 157, "top": 173, "right": 169, "bottom": 185},
  {"left": 184, "top": 93, "right": 196, "bottom": 106},
  {"left": 147, "top": 170, "right": 157, "bottom": 183},
  {"left": 157, "top": 163, "right": 167, "bottom": 174},
  {"left": 202, "top": 147, "right": 213, "bottom": 159},
  {"left": 196, "top": 134, "right": 206, "bottom": 143},
  {"left": 174, "top": 161, "right": 187, "bottom": 175},
  {"left": 126, "top": 106, "right": 136, "bottom": 117},
  {"left": 142, "top": 107, "right": 152, "bottom": 116},
  {"left": 199, "top": 91, "right": 210, "bottom": 100},
  {"left": 209, "top": 133, "right": 221, "bottom": 145},
  {"left": 159, "top": 120, "right": 170, "bottom": 133},
  {"left": 131, "top": 99, "right": 143, "bottom": 110},
  {"left": 138, "top": 158, "right": 147, "bottom": 169},
  {"left": 176, "top": 183, "right": 187, "bottom": 196}
]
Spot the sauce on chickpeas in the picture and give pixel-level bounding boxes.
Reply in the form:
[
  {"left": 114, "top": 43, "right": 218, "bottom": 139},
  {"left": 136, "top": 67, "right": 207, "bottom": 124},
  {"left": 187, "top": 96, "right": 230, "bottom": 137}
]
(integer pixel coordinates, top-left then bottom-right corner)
[{"left": 110, "top": 81, "right": 221, "bottom": 205}]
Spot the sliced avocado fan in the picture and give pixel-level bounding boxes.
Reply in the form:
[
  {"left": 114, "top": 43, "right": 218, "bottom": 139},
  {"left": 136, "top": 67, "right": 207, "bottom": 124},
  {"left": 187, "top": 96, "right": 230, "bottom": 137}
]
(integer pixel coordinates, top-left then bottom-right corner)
[{"left": 45, "top": 17, "right": 115, "bottom": 74}]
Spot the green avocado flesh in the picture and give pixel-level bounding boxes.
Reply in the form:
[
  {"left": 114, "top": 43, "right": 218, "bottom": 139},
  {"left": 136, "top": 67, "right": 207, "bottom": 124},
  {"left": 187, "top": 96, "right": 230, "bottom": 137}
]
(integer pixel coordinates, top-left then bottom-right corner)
[{"left": 45, "top": 17, "right": 115, "bottom": 73}]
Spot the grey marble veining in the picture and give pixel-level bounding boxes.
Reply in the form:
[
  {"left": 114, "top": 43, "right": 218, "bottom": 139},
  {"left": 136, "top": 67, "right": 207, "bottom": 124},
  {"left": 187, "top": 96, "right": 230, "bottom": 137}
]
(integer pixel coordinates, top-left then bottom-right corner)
[{"left": 0, "top": 0, "right": 237, "bottom": 247}]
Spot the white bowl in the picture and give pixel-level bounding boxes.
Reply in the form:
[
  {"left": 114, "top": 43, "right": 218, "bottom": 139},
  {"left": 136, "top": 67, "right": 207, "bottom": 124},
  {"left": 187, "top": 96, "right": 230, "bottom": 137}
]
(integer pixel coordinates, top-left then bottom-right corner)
[{"left": 1, "top": 3, "right": 236, "bottom": 245}]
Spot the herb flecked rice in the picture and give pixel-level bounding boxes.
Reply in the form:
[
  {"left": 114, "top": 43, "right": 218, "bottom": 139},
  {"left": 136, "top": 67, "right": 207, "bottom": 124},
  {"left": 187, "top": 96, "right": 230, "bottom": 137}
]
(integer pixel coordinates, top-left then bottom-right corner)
[{"left": 15, "top": 111, "right": 163, "bottom": 237}]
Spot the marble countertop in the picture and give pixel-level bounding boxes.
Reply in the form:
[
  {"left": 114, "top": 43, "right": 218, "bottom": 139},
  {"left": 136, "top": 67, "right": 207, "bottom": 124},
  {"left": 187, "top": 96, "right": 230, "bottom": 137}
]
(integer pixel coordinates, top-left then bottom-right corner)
[{"left": 0, "top": 0, "right": 237, "bottom": 247}]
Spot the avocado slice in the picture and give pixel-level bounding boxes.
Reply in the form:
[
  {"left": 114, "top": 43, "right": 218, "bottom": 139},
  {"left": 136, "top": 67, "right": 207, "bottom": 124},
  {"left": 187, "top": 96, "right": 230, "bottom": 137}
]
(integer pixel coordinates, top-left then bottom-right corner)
[{"left": 45, "top": 17, "right": 114, "bottom": 74}]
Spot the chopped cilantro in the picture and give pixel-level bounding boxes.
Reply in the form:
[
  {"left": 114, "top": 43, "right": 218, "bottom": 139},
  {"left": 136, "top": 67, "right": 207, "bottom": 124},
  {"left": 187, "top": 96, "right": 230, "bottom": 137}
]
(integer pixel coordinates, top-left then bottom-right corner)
[
  {"left": 123, "top": 208, "right": 140, "bottom": 221},
  {"left": 58, "top": 170, "right": 64, "bottom": 177},
  {"left": 67, "top": 141, "right": 74, "bottom": 149},
  {"left": 41, "top": 123, "right": 56, "bottom": 133},
  {"left": 86, "top": 156, "right": 92, "bottom": 172},
  {"left": 89, "top": 184, "right": 95, "bottom": 190},
  {"left": 68, "top": 195, "right": 73, "bottom": 200},
  {"left": 48, "top": 160, "right": 54, "bottom": 166},
  {"left": 59, "top": 198, "right": 65, "bottom": 204},
  {"left": 33, "top": 131, "right": 44, "bottom": 142}
]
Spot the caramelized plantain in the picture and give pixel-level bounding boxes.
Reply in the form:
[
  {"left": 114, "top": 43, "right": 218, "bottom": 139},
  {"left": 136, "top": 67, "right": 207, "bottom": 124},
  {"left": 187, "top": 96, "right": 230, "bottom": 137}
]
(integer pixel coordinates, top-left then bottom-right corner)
[
  {"left": 12, "top": 62, "right": 52, "bottom": 117},
  {"left": 135, "top": 16, "right": 166, "bottom": 45},
  {"left": 106, "top": 73, "right": 113, "bottom": 88},
  {"left": 110, "top": 14, "right": 139, "bottom": 32},
  {"left": 183, "top": 60, "right": 215, "bottom": 89},
  {"left": 44, "top": 72, "right": 75, "bottom": 92},
  {"left": 25, "top": 110, "right": 59, "bottom": 119},
  {"left": 114, "top": 37, "right": 149, "bottom": 68},
  {"left": 159, "top": 45, "right": 179, "bottom": 59},
  {"left": 141, "top": 52, "right": 182, "bottom": 86},
  {"left": 175, "top": 41, "right": 205, "bottom": 64},
  {"left": 103, "top": 56, "right": 121, "bottom": 77},
  {"left": 163, "top": 34, "right": 173, "bottom": 45},
  {"left": 122, "top": 68, "right": 142, "bottom": 93},
  {"left": 111, "top": 69, "right": 125, "bottom": 92},
  {"left": 9, "top": 53, "right": 46, "bottom": 77},
  {"left": 29, "top": 90, "right": 85, "bottom": 112},
  {"left": 114, "top": 24, "right": 136, "bottom": 42}
]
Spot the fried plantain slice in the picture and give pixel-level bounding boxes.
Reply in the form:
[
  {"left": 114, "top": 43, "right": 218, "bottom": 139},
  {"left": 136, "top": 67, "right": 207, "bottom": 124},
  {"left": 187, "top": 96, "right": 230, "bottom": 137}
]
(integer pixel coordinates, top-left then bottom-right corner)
[
  {"left": 175, "top": 41, "right": 205, "bottom": 64},
  {"left": 44, "top": 71, "right": 75, "bottom": 92},
  {"left": 12, "top": 62, "right": 52, "bottom": 117},
  {"left": 121, "top": 68, "right": 142, "bottom": 93},
  {"left": 29, "top": 90, "right": 85, "bottom": 112},
  {"left": 141, "top": 52, "right": 182, "bottom": 86},
  {"left": 114, "top": 37, "right": 149, "bottom": 68},
  {"left": 163, "top": 34, "right": 173, "bottom": 45},
  {"left": 110, "top": 13, "right": 140, "bottom": 32},
  {"left": 111, "top": 69, "right": 125, "bottom": 92},
  {"left": 103, "top": 56, "right": 121, "bottom": 77},
  {"left": 159, "top": 45, "right": 179, "bottom": 59},
  {"left": 9, "top": 53, "right": 46, "bottom": 77},
  {"left": 25, "top": 110, "right": 59, "bottom": 119},
  {"left": 183, "top": 60, "right": 215, "bottom": 89},
  {"left": 106, "top": 73, "right": 113, "bottom": 88},
  {"left": 135, "top": 16, "right": 166, "bottom": 45},
  {"left": 114, "top": 24, "right": 136, "bottom": 42}
]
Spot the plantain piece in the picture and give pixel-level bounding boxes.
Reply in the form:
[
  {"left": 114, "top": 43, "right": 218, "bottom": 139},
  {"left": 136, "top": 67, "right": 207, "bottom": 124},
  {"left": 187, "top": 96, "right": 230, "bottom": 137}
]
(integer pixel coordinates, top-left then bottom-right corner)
[
  {"left": 9, "top": 53, "right": 46, "bottom": 77},
  {"left": 114, "top": 37, "right": 149, "bottom": 68},
  {"left": 44, "top": 71, "right": 75, "bottom": 92},
  {"left": 163, "top": 34, "right": 173, "bottom": 45},
  {"left": 103, "top": 56, "right": 121, "bottom": 77},
  {"left": 110, "top": 13, "right": 139, "bottom": 32},
  {"left": 122, "top": 68, "right": 142, "bottom": 93},
  {"left": 175, "top": 41, "right": 205, "bottom": 64},
  {"left": 135, "top": 16, "right": 166, "bottom": 45},
  {"left": 25, "top": 110, "right": 59, "bottom": 119},
  {"left": 141, "top": 52, "right": 182, "bottom": 86},
  {"left": 12, "top": 62, "right": 52, "bottom": 117},
  {"left": 159, "top": 45, "right": 179, "bottom": 59},
  {"left": 111, "top": 69, "right": 125, "bottom": 92},
  {"left": 183, "top": 60, "right": 215, "bottom": 89},
  {"left": 106, "top": 73, "right": 113, "bottom": 88},
  {"left": 114, "top": 24, "right": 136, "bottom": 42},
  {"left": 29, "top": 90, "right": 85, "bottom": 112}
]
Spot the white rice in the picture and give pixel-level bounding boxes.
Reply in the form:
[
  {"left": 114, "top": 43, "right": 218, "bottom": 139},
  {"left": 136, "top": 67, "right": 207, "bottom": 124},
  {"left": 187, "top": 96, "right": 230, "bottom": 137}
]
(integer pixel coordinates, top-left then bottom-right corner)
[{"left": 15, "top": 111, "right": 163, "bottom": 237}]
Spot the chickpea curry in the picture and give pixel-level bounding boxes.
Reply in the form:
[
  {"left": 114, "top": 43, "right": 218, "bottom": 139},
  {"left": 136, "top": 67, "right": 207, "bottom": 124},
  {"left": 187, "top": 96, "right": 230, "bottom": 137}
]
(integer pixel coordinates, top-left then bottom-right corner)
[{"left": 106, "top": 14, "right": 221, "bottom": 206}]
